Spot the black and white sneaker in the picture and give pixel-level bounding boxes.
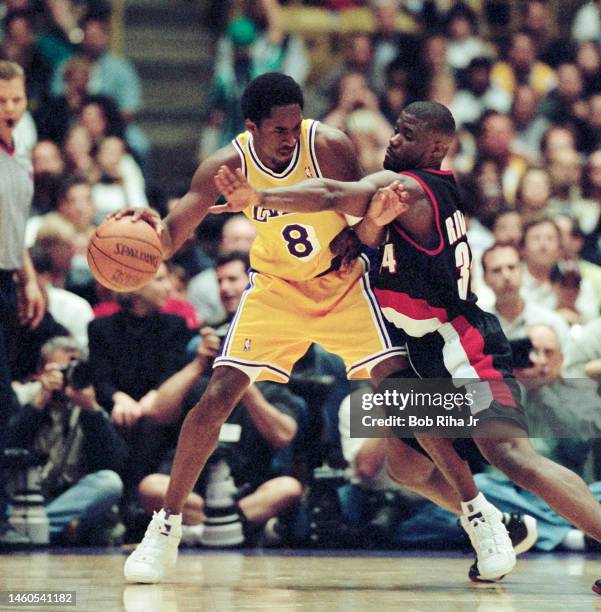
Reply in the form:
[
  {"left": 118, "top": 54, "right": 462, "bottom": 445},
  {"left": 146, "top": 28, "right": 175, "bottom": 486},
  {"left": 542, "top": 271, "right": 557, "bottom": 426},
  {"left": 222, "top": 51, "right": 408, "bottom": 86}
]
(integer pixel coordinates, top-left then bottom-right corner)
[{"left": 469, "top": 513, "right": 537, "bottom": 583}]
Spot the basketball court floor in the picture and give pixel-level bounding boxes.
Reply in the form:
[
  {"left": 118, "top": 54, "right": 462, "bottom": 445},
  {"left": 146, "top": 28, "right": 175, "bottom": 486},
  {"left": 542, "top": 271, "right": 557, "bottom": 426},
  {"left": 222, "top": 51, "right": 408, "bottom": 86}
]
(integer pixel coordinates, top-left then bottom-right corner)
[{"left": 3, "top": 549, "right": 601, "bottom": 611}]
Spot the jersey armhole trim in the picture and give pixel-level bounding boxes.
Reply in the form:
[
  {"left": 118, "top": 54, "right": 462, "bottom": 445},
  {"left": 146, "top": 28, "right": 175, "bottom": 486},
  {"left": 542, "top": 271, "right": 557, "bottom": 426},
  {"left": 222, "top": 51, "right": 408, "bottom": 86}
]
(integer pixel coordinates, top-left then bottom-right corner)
[
  {"left": 392, "top": 171, "right": 444, "bottom": 256},
  {"left": 308, "top": 120, "right": 324, "bottom": 178},
  {"left": 232, "top": 137, "right": 247, "bottom": 177}
]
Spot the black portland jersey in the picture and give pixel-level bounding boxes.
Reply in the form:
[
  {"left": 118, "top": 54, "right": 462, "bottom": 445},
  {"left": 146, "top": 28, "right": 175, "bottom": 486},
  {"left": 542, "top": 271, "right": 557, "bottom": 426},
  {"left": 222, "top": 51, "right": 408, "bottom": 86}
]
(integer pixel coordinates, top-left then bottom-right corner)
[{"left": 374, "top": 169, "right": 477, "bottom": 338}]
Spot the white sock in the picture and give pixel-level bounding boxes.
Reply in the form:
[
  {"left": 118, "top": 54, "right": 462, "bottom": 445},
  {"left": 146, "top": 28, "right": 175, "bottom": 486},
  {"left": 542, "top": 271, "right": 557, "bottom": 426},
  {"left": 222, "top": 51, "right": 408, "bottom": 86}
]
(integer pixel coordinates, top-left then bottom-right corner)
[
  {"left": 460, "top": 492, "right": 490, "bottom": 515},
  {"left": 561, "top": 529, "right": 585, "bottom": 551}
]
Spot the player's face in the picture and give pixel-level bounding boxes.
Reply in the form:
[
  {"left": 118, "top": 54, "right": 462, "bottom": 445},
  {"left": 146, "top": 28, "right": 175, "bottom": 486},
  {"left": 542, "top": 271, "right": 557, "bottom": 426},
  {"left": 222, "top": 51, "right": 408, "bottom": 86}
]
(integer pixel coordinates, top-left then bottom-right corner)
[
  {"left": 0, "top": 77, "right": 27, "bottom": 135},
  {"left": 384, "top": 112, "right": 433, "bottom": 171},
  {"left": 217, "top": 260, "right": 249, "bottom": 317},
  {"left": 249, "top": 104, "right": 302, "bottom": 170},
  {"left": 483, "top": 246, "right": 522, "bottom": 296}
]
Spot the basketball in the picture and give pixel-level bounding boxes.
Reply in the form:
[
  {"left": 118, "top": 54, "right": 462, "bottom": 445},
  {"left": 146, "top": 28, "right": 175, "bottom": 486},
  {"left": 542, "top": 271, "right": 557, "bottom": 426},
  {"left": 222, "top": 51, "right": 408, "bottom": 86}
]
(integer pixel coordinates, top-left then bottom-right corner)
[{"left": 87, "top": 217, "right": 162, "bottom": 292}]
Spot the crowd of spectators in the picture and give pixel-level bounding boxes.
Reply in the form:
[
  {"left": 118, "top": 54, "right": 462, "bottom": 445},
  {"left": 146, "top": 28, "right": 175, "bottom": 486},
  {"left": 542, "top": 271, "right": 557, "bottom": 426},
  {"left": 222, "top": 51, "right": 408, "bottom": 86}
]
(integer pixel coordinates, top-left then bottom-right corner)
[{"left": 6, "top": 0, "right": 601, "bottom": 553}]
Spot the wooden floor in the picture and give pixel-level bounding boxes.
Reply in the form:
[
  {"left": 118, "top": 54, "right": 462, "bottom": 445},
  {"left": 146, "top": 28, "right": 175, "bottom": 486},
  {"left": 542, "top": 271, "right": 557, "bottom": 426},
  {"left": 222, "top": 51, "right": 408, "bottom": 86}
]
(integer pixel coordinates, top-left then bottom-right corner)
[{"left": 3, "top": 549, "right": 601, "bottom": 611}]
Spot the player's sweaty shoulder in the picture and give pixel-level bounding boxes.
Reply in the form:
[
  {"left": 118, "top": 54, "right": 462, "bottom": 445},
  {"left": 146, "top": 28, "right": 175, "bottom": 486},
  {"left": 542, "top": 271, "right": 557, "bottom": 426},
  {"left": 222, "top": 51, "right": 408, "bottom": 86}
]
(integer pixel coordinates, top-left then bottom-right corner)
[{"left": 313, "top": 122, "right": 361, "bottom": 181}]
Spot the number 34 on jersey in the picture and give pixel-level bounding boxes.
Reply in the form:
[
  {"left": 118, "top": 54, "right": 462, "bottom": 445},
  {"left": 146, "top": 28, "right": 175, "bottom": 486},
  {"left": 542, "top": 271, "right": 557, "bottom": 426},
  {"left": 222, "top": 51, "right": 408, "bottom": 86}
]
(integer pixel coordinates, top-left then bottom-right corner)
[{"left": 380, "top": 209, "right": 473, "bottom": 301}]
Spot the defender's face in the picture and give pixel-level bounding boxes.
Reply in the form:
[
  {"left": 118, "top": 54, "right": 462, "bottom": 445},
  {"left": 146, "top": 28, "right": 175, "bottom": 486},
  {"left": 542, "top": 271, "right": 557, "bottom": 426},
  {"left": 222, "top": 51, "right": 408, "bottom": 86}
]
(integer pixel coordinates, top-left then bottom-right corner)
[
  {"left": 384, "top": 112, "right": 432, "bottom": 172},
  {"left": 250, "top": 104, "right": 302, "bottom": 168}
]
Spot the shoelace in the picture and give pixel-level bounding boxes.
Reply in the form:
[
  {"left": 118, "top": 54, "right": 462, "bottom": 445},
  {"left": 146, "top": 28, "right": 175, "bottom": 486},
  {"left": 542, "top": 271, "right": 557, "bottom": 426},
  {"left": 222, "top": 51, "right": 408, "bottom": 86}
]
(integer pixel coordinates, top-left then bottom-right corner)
[
  {"left": 468, "top": 516, "right": 510, "bottom": 556},
  {"left": 132, "top": 513, "right": 172, "bottom": 561}
]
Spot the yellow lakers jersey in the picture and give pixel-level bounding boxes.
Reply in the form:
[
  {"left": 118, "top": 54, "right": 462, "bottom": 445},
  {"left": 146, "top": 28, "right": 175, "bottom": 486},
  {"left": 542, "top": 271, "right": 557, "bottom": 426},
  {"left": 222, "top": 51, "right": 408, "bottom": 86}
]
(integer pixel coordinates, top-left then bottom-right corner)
[{"left": 232, "top": 119, "right": 348, "bottom": 281}]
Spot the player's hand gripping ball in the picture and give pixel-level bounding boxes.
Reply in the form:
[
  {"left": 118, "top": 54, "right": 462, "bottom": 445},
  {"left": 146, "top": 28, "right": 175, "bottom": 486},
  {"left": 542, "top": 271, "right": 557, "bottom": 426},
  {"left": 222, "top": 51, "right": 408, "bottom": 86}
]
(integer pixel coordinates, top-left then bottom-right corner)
[{"left": 87, "top": 217, "right": 162, "bottom": 292}]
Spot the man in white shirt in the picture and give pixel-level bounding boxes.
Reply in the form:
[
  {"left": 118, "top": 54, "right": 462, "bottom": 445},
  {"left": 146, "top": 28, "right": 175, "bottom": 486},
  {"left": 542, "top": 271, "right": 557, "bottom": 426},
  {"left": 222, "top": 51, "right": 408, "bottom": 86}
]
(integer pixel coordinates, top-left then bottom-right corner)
[
  {"left": 481, "top": 241, "right": 571, "bottom": 351},
  {"left": 520, "top": 218, "right": 599, "bottom": 323}
]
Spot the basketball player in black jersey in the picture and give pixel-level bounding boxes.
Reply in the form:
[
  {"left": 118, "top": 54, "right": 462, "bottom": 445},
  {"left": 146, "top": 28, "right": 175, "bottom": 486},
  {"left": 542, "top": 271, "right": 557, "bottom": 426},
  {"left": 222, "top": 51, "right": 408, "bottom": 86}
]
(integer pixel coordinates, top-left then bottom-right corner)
[{"left": 215, "top": 101, "right": 601, "bottom": 594}]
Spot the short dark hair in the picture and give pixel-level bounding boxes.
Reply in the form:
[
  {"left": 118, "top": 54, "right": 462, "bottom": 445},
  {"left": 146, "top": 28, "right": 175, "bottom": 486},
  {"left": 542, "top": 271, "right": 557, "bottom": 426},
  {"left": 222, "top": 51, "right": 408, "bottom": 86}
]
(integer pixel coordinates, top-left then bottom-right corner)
[
  {"left": 481, "top": 241, "right": 521, "bottom": 273},
  {"left": 57, "top": 177, "right": 90, "bottom": 204},
  {"left": 241, "top": 73, "right": 304, "bottom": 124},
  {"left": 403, "top": 101, "right": 456, "bottom": 136},
  {"left": 215, "top": 250, "right": 250, "bottom": 272},
  {"left": 521, "top": 217, "right": 561, "bottom": 246}
]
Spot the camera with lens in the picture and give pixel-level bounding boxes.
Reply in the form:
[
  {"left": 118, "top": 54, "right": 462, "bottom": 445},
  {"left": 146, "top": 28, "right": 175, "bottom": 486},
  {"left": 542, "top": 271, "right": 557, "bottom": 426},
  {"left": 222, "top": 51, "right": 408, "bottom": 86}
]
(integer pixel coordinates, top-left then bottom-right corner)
[{"left": 59, "top": 359, "right": 93, "bottom": 389}]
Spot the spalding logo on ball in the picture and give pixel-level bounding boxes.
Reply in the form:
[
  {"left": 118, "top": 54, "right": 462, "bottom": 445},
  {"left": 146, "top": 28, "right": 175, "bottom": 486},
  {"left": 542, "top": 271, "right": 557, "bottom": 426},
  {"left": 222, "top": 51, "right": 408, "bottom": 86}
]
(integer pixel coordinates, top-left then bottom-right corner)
[{"left": 87, "top": 217, "right": 162, "bottom": 292}]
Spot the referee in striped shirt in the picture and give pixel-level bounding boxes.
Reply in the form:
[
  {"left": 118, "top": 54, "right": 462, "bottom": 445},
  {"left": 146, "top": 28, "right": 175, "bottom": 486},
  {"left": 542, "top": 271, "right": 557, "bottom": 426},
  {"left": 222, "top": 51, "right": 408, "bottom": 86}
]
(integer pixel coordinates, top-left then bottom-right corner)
[{"left": 0, "top": 61, "right": 45, "bottom": 543}]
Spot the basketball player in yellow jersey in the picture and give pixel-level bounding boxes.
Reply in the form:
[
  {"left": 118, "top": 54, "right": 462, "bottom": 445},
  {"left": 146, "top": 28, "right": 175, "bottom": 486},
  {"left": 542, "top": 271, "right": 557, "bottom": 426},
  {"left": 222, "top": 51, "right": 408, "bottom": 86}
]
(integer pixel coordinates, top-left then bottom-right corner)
[{"left": 121, "top": 73, "right": 428, "bottom": 584}]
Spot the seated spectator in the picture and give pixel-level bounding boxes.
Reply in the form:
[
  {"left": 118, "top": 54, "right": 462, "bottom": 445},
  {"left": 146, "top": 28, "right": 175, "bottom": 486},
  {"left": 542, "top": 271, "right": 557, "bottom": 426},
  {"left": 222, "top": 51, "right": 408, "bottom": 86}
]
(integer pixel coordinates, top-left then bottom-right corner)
[
  {"left": 555, "top": 214, "right": 601, "bottom": 304},
  {"left": 162, "top": 262, "right": 199, "bottom": 331},
  {"left": 370, "top": 0, "right": 419, "bottom": 95},
  {"left": 491, "top": 30, "right": 557, "bottom": 99},
  {"left": 563, "top": 317, "right": 601, "bottom": 379},
  {"left": 33, "top": 213, "right": 77, "bottom": 290},
  {"left": 91, "top": 135, "right": 148, "bottom": 221},
  {"left": 31, "top": 140, "right": 66, "bottom": 214},
  {"left": 62, "top": 124, "right": 99, "bottom": 183},
  {"left": 187, "top": 216, "right": 257, "bottom": 325},
  {"left": 27, "top": 177, "right": 95, "bottom": 255},
  {"left": 449, "top": 56, "right": 512, "bottom": 129},
  {"left": 444, "top": 3, "right": 491, "bottom": 73},
  {"left": 492, "top": 209, "right": 523, "bottom": 246},
  {"left": 308, "top": 32, "right": 376, "bottom": 120},
  {"left": 51, "top": 11, "right": 149, "bottom": 168},
  {"left": 29, "top": 245, "right": 93, "bottom": 350},
  {"left": 475, "top": 111, "right": 527, "bottom": 206},
  {"left": 515, "top": 166, "right": 552, "bottom": 224},
  {"left": 550, "top": 260, "right": 586, "bottom": 325},
  {"left": 521, "top": 218, "right": 599, "bottom": 323},
  {"left": 547, "top": 147, "right": 600, "bottom": 235},
  {"left": 345, "top": 108, "right": 391, "bottom": 174},
  {"left": 510, "top": 85, "right": 551, "bottom": 164},
  {"left": 515, "top": 324, "right": 601, "bottom": 471},
  {"left": 323, "top": 71, "right": 390, "bottom": 135},
  {"left": 34, "top": 55, "right": 91, "bottom": 143},
  {"left": 480, "top": 242, "right": 570, "bottom": 350},
  {"left": 93, "top": 261, "right": 199, "bottom": 332},
  {"left": 539, "top": 62, "right": 588, "bottom": 131},
  {"left": 576, "top": 41, "right": 601, "bottom": 96},
  {"left": 1, "top": 9, "right": 52, "bottom": 113},
  {"left": 88, "top": 264, "right": 193, "bottom": 503},
  {"left": 6, "top": 335, "right": 127, "bottom": 545}
]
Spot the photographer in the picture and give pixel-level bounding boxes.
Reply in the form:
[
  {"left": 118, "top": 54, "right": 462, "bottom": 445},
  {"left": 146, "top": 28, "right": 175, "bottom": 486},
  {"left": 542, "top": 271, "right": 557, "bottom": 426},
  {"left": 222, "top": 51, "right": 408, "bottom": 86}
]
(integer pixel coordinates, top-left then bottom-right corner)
[
  {"left": 5, "top": 336, "right": 127, "bottom": 545},
  {"left": 514, "top": 324, "right": 601, "bottom": 472}
]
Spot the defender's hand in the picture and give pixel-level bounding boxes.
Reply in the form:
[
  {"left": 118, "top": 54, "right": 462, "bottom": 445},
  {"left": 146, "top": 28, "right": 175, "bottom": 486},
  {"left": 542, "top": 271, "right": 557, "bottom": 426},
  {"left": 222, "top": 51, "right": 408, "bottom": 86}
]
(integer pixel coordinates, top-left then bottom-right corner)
[
  {"left": 366, "top": 181, "right": 410, "bottom": 227},
  {"left": 212, "top": 166, "right": 259, "bottom": 213},
  {"left": 110, "top": 207, "right": 163, "bottom": 236},
  {"left": 329, "top": 227, "right": 361, "bottom": 271}
]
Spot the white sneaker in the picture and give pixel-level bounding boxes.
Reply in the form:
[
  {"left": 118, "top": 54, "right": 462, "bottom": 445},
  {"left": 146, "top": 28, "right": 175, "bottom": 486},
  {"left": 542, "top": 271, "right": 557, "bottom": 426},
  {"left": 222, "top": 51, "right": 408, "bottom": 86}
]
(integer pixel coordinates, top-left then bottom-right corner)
[
  {"left": 460, "top": 506, "right": 516, "bottom": 580},
  {"left": 124, "top": 510, "right": 182, "bottom": 584}
]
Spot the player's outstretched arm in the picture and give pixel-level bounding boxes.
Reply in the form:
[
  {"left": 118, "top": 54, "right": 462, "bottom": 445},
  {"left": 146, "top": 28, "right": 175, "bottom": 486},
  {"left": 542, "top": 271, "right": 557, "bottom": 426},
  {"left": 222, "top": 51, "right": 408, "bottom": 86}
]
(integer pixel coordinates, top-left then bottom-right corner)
[{"left": 213, "top": 166, "right": 402, "bottom": 217}]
